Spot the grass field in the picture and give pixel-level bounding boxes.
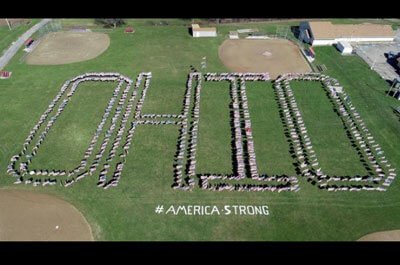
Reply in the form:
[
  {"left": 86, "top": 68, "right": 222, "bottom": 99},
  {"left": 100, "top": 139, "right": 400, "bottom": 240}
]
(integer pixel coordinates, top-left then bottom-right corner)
[{"left": 1, "top": 19, "right": 400, "bottom": 241}]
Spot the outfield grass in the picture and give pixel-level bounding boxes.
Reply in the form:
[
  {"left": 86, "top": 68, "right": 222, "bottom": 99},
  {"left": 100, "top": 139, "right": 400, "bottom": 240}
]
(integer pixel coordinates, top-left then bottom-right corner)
[
  {"left": 197, "top": 81, "right": 232, "bottom": 174},
  {"left": 0, "top": 19, "right": 400, "bottom": 241},
  {"left": 290, "top": 81, "right": 369, "bottom": 176}
]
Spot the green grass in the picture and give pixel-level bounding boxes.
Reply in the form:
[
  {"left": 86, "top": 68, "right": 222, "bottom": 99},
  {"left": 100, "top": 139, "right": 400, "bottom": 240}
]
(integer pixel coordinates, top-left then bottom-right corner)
[
  {"left": 0, "top": 19, "right": 400, "bottom": 241},
  {"left": 197, "top": 81, "right": 232, "bottom": 174},
  {"left": 31, "top": 81, "right": 118, "bottom": 170},
  {"left": 290, "top": 81, "right": 369, "bottom": 176},
  {"left": 247, "top": 81, "right": 295, "bottom": 175}
]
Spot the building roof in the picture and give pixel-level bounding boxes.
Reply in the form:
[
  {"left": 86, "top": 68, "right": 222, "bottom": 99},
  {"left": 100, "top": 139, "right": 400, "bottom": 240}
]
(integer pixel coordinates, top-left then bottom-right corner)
[
  {"left": 338, "top": 41, "right": 352, "bottom": 49},
  {"left": 309, "top": 21, "right": 396, "bottom": 40},
  {"left": 192, "top": 24, "right": 216, "bottom": 32}
]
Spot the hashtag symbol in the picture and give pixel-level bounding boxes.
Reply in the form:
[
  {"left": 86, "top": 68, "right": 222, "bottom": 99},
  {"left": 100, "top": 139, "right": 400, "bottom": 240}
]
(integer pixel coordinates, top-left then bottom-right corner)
[{"left": 155, "top": 205, "right": 164, "bottom": 214}]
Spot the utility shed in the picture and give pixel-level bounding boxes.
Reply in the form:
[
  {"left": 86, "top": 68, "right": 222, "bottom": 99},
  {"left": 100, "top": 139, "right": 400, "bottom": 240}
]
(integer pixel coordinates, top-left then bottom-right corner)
[
  {"left": 229, "top": 31, "right": 239, "bottom": 39},
  {"left": 192, "top": 24, "right": 217, "bottom": 38},
  {"left": 337, "top": 41, "right": 353, "bottom": 55}
]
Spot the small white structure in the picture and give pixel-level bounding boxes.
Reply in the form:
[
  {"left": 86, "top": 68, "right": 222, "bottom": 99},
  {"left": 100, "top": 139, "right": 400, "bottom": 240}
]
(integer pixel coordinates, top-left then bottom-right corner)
[
  {"left": 337, "top": 41, "right": 353, "bottom": 55},
  {"left": 229, "top": 31, "right": 239, "bottom": 39},
  {"left": 237, "top": 29, "right": 258, "bottom": 34},
  {"left": 192, "top": 24, "right": 217, "bottom": 38}
]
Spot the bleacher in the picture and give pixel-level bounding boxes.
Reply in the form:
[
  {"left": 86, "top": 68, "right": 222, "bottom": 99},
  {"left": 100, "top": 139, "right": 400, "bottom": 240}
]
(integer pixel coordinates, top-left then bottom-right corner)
[
  {"left": 316, "top": 64, "right": 328, "bottom": 72},
  {"left": 125, "top": 28, "right": 135, "bottom": 33},
  {"left": 0, "top": 71, "right": 12, "bottom": 79}
]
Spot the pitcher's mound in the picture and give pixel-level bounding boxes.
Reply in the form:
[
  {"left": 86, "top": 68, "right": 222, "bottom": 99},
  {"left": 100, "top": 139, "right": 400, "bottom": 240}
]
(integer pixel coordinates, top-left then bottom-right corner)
[
  {"left": 0, "top": 189, "right": 93, "bottom": 241},
  {"left": 26, "top": 32, "right": 110, "bottom": 65},
  {"left": 358, "top": 230, "right": 400, "bottom": 241},
  {"left": 219, "top": 39, "right": 312, "bottom": 79}
]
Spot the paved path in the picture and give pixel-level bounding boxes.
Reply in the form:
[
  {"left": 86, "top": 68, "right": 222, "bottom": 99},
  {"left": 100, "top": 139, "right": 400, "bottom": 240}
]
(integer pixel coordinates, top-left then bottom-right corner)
[
  {"left": 355, "top": 43, "right": 400, "bottom": 81},
  {"left": 0, "top": 19, "right": 51, "bottom": 71}
]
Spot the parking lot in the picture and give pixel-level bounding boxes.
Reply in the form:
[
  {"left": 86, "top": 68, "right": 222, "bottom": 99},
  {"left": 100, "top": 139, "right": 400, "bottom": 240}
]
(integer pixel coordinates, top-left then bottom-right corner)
[{"left": 354, "top": 42, "right": 400, "bottom": 82}]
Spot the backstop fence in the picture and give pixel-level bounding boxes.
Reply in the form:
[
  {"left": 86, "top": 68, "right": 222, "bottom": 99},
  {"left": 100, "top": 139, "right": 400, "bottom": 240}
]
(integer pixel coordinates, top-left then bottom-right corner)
[{"left": 38, "top": 20, "right": 62, "bottom": 37}]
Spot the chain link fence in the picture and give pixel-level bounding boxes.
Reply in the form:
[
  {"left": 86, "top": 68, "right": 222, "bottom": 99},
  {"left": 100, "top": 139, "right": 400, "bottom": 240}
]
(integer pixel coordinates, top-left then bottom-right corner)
[{"left": 38, "top": 20, "right": 62, "bottom": 37}]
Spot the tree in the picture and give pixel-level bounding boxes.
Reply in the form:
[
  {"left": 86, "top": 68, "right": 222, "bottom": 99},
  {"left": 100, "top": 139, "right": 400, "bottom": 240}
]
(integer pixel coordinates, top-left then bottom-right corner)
[{"left": 95, "top": 19, "right": 126, "bottom": 29}]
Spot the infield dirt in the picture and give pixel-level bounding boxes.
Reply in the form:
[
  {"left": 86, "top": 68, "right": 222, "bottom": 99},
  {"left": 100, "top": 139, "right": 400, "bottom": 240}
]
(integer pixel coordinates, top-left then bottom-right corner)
[
  {"left": 0, "top": 189, "right": 93, "bottom": 241},
  {"left": 26, "top": 32, "right": 110, "bottom": 65},
  {"left": 219, "top": 39, "right": 312, "bottom": 79},
  {"left": 358, "top": 230, "right": 400, "bottom": 241}
]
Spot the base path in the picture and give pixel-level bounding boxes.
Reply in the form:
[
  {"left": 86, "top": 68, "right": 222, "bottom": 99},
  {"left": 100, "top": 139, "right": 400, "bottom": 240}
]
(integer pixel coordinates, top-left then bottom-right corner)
[
  {"left": 0, "top": 19, "right": 51, "bottom": 71},
  {"left": 0, "top": 189, "right": 93, "bottom": 241},
  {"left": 358, "top": 230, "right": 400, "bottom": 241},
  {"left": 219, "top": 39, "right": 312, "bottom": 79}
]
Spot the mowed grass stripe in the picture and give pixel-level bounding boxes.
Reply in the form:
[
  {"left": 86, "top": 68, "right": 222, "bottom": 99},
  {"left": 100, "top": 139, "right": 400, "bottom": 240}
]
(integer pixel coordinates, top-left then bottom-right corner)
[
  {"left": 196, "top": 81, "right": 232, "bottom": 175},
  {"left": 246, "top": 81, "right": 296, "bottom": 176},
  {"left": 290, "top": 81, "right": 369, "bottom": 176},
  {"left": 140, "top": 72, "right": 188, "bottom": 115}
]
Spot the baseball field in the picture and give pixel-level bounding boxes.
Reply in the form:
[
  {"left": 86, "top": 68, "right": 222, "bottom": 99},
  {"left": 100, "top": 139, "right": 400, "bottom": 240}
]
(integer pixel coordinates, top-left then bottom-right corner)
[{"left": 0, "top": 19, "right": 399, "bottom": 241}]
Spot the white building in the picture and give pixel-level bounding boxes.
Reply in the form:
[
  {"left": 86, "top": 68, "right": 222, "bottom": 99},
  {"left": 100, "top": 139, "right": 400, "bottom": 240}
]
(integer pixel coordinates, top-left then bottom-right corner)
[
  {"left": 192, "top": 24, "right": 217, "bottom": 38},
  {"left": 336, "top": 41, "right": 353, "bottom": 55},
  {"left": 299, "top": 21, "right": 396, "bottom": 46},
  {"left": 229, "top": 31, "right": 239, "bottom": 39}
]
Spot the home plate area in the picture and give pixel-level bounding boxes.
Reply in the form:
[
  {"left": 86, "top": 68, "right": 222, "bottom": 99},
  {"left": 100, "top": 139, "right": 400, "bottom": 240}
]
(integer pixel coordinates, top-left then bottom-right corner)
[
  {"left": 7, "top": 72, "right": 396, "bottom": 192},
  {"left": 262, "top": 51, "right": 272, "bottom": 57}
]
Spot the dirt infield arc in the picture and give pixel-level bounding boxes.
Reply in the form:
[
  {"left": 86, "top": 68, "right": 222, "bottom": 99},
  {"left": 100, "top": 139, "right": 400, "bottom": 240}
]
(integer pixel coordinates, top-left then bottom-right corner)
[
  {"left": 218, "top": 39, "right": 312, "bottom": 79},
  {"left": 0, "top": 189, "right": 93, "bottom": 241},
  {"left": 358, "top": 230, "right": 400, "bottom": 241},
  {"left": 26, "top": 32, "right": 110, "bottom": 65}
]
